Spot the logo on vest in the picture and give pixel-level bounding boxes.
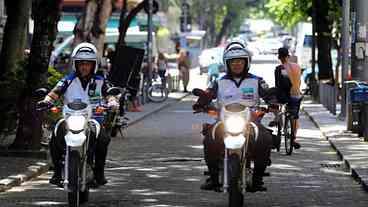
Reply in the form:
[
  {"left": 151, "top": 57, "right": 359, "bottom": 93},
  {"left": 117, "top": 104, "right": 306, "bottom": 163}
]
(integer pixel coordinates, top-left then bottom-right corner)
[{"left": 241, "top": 87, "right": 255, "bottom": 100}]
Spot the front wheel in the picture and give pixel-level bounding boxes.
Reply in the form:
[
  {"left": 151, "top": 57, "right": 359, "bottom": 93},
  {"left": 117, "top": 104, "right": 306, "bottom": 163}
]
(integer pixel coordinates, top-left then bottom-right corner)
[
  {"left": 284, "top": 116, "right": 295, "bottom": 155},
  {"left": 68, "top": 150, "right": 81, "bottom": 207},
  {"left": 228, "top": 154, "right": 243, "bottom": 207}
]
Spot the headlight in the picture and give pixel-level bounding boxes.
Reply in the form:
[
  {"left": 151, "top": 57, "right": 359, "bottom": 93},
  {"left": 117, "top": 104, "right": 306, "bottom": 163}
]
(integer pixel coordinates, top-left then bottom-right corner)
[
  {"left": 66, "top": 115, "right": 86, "bottom": 132},
  {"left": 225, "top": 116, "right": 245, "bottom": 134}
]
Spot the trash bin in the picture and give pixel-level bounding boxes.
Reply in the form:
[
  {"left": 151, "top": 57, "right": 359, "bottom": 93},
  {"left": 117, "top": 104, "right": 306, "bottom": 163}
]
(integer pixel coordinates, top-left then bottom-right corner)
[{"left": 349, "top": 84, "right": 368, "bottom": 136}]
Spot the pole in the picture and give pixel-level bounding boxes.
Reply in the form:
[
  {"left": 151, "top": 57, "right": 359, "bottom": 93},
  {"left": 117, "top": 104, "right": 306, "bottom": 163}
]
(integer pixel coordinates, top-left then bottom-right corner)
[
  {"left": 352, "top": 0, "right": 368, "bottom": 80},
  {"left": 147, "top": 0, "right": 153, "bottom": 82},
  {"left": 339, "top": 0, "right": 351, "bottom": 119},
  {"left": 350, "top": 0, "right": 368, "bottom": 138},
  {"left": 311, "top": 0, "right": 317, "bottom": 100}
]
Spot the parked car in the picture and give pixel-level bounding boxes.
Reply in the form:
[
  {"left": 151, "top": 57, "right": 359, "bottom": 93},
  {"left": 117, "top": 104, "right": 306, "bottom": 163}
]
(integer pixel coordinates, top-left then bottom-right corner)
[{"left": 258, "top": 38, "right": 283, "bottom": 54}]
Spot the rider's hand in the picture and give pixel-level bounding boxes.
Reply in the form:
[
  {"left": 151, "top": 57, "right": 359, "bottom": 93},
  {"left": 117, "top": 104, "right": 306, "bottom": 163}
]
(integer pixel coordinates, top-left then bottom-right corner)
[
  {"left": 107, "top": 97, "right": 119, "bottom": 109},
  {"left": 36, "top": 99, "right": 52, "bottom": 109}
]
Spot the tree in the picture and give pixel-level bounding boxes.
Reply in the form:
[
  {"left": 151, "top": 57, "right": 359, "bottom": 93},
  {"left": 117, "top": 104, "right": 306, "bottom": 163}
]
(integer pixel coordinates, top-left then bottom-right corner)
[
  {"left": 10, "top": 0, "right": 63, "bottom": 149},
  {"left": 265, "top": 0, "right": 341, "bottom": 81},
  {"left": 190, "top": 0, "right": 256, "bottom": 47},
  {"left": 0, "top": 0, "right": 31, "bottom": 148}
]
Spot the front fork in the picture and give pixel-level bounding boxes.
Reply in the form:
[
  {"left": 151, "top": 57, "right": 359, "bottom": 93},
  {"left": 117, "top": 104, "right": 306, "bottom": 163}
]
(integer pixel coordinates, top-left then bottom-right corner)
[{"left": 222, "top": 122, "right": 258, "bottom": 194}]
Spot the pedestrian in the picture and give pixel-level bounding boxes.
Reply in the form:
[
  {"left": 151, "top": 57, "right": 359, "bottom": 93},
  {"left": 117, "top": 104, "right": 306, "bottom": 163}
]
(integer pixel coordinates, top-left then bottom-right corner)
[
  {"left": 177, "top": 49, "right": 190, "bottom": 92},
  {"left": 156, "top": 52, "right": 168, "bottom": 87}
]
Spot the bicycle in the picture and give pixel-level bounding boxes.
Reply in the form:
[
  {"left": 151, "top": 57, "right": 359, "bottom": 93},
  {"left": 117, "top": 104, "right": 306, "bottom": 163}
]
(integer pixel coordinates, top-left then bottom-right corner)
[
  {"left": 271, "top": 102, "right": 298, "bottom": 155},
  {"left": 146, "top": 72, "right": 169, "bottom": 103}
]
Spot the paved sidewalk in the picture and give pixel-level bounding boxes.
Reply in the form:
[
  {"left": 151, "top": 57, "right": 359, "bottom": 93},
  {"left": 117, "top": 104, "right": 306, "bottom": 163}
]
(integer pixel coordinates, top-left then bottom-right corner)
[
  {"left": 302, "top": 99, "right": 368, "bottom": 190},
  {"left": 0, "top": 92, "right": 189, "bottom": 193}
]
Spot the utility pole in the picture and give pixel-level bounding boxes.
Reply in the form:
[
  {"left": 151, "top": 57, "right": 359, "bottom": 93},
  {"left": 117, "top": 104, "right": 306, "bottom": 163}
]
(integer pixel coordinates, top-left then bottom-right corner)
[
  {"left": 351, "top": 0, "right": 368, "bottom": 81},
  {"left": 349, "top": 0, "right": 368, "bottom": 140},
  {"left": 147, "top": 0, "right": 153, "bottom": 82},
  {"left": 311, "top": 0, "right": 318, "bottom": 100},
  {"left": 339, "top": 0, "right": 350, "bottom": 119}
]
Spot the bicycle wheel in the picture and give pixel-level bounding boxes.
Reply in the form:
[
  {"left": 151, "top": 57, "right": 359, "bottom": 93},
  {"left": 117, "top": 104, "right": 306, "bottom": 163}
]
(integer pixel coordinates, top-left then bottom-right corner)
[
  {"left": 147, "top": 84, "right": 169, "bottom": 103},
  {"left": 284, "top": 115, "right": 294, "bottom": 155}
]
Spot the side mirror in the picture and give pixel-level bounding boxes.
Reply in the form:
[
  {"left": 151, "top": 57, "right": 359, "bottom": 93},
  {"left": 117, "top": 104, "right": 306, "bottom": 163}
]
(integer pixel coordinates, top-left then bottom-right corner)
[
  {"left": 192, "top": 88, "right": 205, "bottom": 97},
  {"left": 107, "top": 87, "right": 122, "bottom": 96},
  {"left": 33, "top": 88, "right": 49, "bottom": 99}
]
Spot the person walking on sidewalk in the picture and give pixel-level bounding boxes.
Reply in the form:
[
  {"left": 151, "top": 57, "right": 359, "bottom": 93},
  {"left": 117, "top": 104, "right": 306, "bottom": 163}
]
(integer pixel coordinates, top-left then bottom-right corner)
[
  {"left": 269, "top": 47, "right": 302, "bottom": 149},
  {"left": 156, "top": 52, "right": 168, "bottom": 87},
  {"left": 177, "top": 49, "right": 190, "bottom": 92}
]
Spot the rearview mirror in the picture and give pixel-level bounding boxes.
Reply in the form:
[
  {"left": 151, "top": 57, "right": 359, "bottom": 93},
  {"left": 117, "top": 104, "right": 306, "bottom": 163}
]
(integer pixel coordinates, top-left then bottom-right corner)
[
  {"left": 107, "top": 87, "right": 122, "bottom": 96},
  {"left": 192, "top": 88, "right": 205, "bottom": 96},
  {"left": 33, "top": 88, "right": 49, "bottom": 99}
]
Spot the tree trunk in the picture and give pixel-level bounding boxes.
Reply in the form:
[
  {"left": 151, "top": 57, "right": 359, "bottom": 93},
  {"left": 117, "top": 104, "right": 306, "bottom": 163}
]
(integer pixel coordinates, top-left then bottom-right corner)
[
  {"left": 73, "top": 0, "right": 114, "bottom": 58},
  {"left": 215, "top": 11, "right": 236, "bottom": 46},
  {"left": 0, "top": 0, "right": 31, "bottom": 148},
  {"left": 315, "top": 0, "right": 334, "bottom": 81},
  {"left": 93, "top": 0, "right": 113, "bottom": 55},
  {"left": 10, "top": 0, "right": 63, "bottom": 150},
  {"left": 208, "top": 4, "right": 216, "bottom": 47},
  {"left": 73, "top": 0, "right": 99, "bottom": 45}
]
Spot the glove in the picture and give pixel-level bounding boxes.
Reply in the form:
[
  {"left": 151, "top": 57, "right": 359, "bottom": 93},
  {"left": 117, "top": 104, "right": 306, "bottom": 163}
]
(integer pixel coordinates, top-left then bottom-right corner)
[
  {"left": 107, "top": 98, "right": 119, "bottom": 110},
  {"left": 36, "top": 99, "right": 52, "bottom": 110}
]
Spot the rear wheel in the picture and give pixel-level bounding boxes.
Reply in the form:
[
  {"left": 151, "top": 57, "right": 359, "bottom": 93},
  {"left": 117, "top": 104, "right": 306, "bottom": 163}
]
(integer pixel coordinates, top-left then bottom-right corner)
[
  {"left": 228, "top": 154, "right": 243, "bottom": 207},
  {"left": 284, "top": 116, "right": 294, "bottom": 155}
]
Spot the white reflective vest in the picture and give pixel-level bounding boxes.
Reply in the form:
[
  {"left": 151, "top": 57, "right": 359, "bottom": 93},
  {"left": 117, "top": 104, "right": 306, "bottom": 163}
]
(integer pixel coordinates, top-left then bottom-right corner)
[{"left": 216, "top": 75, "right": 261, "bottom": 108}]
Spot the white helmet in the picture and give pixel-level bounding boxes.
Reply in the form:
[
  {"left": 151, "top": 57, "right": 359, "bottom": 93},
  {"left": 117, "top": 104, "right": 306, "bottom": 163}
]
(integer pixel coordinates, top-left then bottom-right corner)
[
  {"left": 223, "top": 41, "right": 252, "bottom": 73},
  {"left": 71, "top": 42, "right": 98, "bottom": 74}
]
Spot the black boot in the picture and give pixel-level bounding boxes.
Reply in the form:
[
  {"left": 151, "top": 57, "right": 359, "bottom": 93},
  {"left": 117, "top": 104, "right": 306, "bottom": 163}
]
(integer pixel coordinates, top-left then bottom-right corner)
[
  {"left": 246, "top": 175, "right": 267, "bottom": 192},
  {"left": 49, "top": 165, "right": 63, "bottom": 188},
  {"left": 94, "top": 166, "right": 108, "bottom": 186},
  {"left": 200, "top": 166, "right": 221, "bottom": 192}
]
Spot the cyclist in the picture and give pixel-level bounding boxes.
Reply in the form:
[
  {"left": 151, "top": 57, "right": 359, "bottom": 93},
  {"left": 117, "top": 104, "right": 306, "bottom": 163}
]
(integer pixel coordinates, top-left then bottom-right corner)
[
  {"left": 269, "top": 47, "right": 302, "bottom": 149},
  {"left": 207, "top": 56, "right": 220, "bottom": 85}
]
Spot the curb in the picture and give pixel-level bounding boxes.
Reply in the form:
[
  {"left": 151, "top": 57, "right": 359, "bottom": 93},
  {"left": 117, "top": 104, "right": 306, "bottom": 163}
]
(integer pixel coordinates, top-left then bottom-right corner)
[
  {"left": 301, "top": 106, "right": 368, "bottom": 191},
  {"left": 0, "top": 161, "right": 49, "bottom": 192},
  {"left": 0, "top": 93, "right": 190, "bottom": 193}
]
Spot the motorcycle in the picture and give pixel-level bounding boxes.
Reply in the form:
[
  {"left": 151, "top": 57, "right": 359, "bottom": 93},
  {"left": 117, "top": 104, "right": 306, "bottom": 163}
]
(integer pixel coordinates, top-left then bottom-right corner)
[
  {"left": 102, "top": 86, "right": 130, "bottom": 138},
  {"left": 193, "top": 88, "right": 267, "bottom": 207},
  {"left": 35, "top": 88, "right": 117, "bottom": 207}
]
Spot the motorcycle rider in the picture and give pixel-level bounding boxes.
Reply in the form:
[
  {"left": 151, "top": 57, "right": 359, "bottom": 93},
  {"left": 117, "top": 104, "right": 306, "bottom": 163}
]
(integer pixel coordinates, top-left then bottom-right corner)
[
  {"left": 193, "top": 41, "right": 273, "bottom": 192},
  {"left": 40, "top": 42, "right": 117, "bottom": 187}
]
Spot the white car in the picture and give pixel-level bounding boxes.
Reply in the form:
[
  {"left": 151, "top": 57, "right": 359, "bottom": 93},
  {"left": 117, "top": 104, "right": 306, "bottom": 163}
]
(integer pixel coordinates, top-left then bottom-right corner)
[
  {"left": 198, "top": 47, "right": 224, "bottom": 75},
  {"left": 258, "top": 38, "right": 283, "bottom": 55}
]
